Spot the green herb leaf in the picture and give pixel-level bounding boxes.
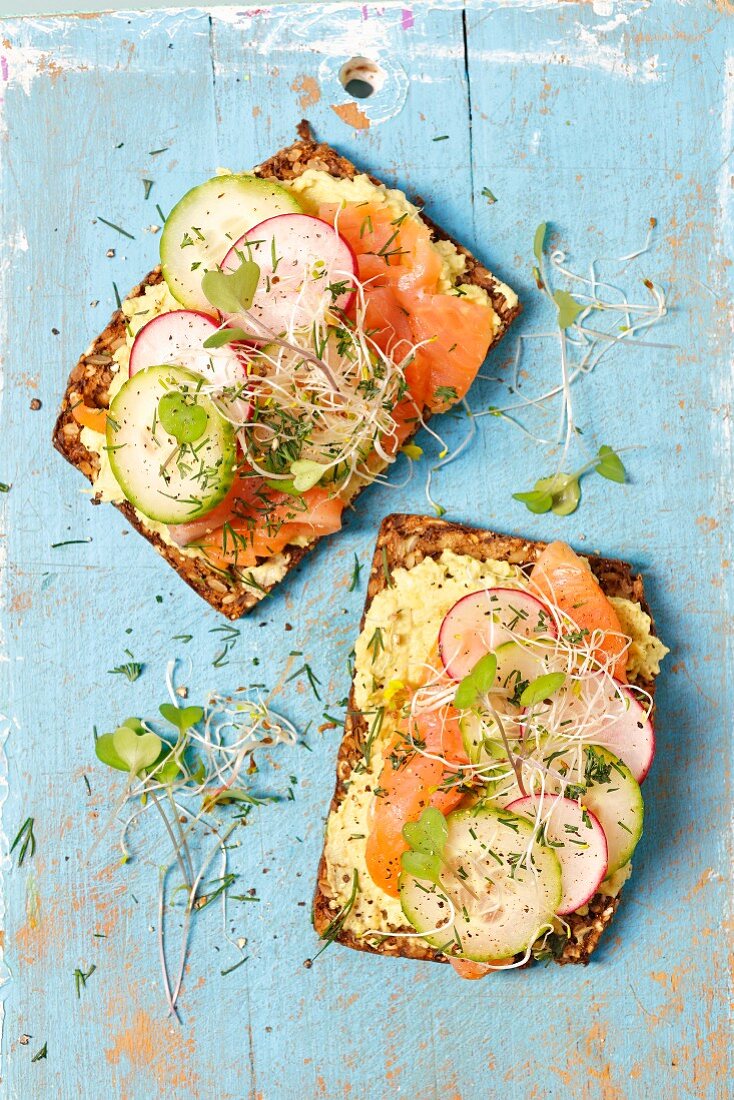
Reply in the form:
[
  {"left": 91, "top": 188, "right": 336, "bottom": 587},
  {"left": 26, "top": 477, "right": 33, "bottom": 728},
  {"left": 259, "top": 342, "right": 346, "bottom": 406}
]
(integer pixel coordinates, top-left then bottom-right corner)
[
  {"left": 533, "top": 222, "right": 547, "bottom": 264},
  {"left": 111, "top": 724, "right": 162, "bottom": 775},
  {"left": 290, "top": 459, "right": 325, "bottom": 492},
  {"left": 31, "top": 1042, "right": 47, "bottom": 1062},
  {"left": 312, "top": 869, "right": 359, "bottom": 960},
  {"left": 512, "top": 488, "right": 553, "bottom": 514},
  {"left": 108, "top": 661, "right": 143, "bottom": 682},
  {"left": 553, "top": 289, "right": 584, "bottom": 330},
  {"left": 10, "top": 817, "right": 36, "bottom": 866},
  {"left": 401, "top": 807, "right": 448, "bottom": 883},
  {"left": 520, "top": 672, "right": 567, "bottom": 708},
  {"left": 201, "top": 260, "right": 260, "bottom": 314},
  {"left": 202, "top": 327, "right": 249, "bottom": 349},
  {"left": 401, "top": 850, "right": 442, "bottom": 882},
  {"left": 349, "top": 553, "right": 362, "bottom": 592},
  {"left": 403, "top": 806, "right": 448, "bottom": 856},
  {"left": 159, "top": 703, "right": 204, "bottom": 732},
  {"left": 158, "top": 392, "right": 208, "bottom": 444},
  {"left": 94, "top": 731, "right": 130, "bottom": 771},
  {"left": 595, "top": 444, "right": 626, "bottom": 483},
  {"left": 454, "top": 652, "right": 498, "bottom": 711},
  {"left": 534, "top": 473, "right": 581, "bottom": 516}
]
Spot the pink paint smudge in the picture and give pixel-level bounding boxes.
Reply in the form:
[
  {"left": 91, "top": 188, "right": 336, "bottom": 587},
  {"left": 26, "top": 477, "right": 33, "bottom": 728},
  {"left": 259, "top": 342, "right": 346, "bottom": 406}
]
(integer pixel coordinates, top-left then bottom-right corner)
[
  {"left": 401, "top": 8, "right": 414, "bottom": 31},
  {"left": 1, "top": 56, "right": 8, "bottom": 83}
]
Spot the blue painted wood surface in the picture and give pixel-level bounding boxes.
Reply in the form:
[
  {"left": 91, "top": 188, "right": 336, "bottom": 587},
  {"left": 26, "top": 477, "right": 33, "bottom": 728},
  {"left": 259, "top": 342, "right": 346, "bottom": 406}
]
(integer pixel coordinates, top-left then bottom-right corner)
[{"left": 0, "top": 2, "right": 731, "bottom": 1096}]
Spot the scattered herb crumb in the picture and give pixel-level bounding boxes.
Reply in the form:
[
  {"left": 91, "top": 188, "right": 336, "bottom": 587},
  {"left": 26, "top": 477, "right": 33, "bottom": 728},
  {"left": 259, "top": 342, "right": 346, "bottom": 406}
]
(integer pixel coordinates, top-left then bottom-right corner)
[
  {"left": 10, "top": 817, "right": 36, "bottom": 867},
  {"left": 108, "top": 661, "right": 144, "bottom": 682},
  {"left": 73, "top": 963, "right": 96, "bottom": 998},
  {"left": 96, "top": 216, "right": 135, "bottom": 241},
  {"left": 31, "top": 1043, "right": 47, "bottom": 1062}
]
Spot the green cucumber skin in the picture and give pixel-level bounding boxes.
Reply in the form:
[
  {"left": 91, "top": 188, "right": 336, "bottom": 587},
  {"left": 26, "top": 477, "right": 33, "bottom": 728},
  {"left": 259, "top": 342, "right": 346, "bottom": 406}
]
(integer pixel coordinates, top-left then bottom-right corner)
[
  {"left": 581, "top": 748, "right": 643, "bottom": 873},
  {"left": 106, "top": 364, "right": 236, "bottom": 525},
  {"left": 399, "top": 805, "right": 562, "bottom": 962},
  {"left": 160, "top": 175, "right": 301, "bottom": 311}
]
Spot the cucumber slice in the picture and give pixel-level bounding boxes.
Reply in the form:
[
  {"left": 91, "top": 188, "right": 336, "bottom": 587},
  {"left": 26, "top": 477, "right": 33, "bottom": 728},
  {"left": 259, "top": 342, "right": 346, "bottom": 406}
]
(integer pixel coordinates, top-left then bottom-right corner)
[
  {"left": 399, "top": 806, "right": 562, "bottom": 961},
  {"left": 107, "top": 365, "right": 236, "bottom": 524},
  {"left": 160, "top": 175, "right": 301, "bottom": 311},
  {"left": 494, "top": 638, "right": 563, "bottom": 696},
  {"left": 459, "top": 709, "right": 516, "bottom": 766},
  {"left": 574, "top": 747, "right": 643, "bottom": 873}
]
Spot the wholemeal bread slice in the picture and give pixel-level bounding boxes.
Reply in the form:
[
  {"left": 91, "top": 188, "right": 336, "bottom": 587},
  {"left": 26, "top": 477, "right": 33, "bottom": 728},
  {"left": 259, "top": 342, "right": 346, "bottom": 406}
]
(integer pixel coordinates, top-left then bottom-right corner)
[
  {"left": 52, "top": 121, "right": 521, "bottom": 619},
  {"left": 313, "top": 513, "right": 658, "bottom": 966}
]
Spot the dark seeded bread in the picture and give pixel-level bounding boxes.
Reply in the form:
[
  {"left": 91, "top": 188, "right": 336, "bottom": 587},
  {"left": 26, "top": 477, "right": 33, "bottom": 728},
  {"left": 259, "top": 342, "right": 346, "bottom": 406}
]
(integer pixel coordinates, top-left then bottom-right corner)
[
  {"left": 313, "top": 513, "right": 657, "bottom": 966},
  {"left": 52, "top": 122, "right": 521, "bottom": 619}
]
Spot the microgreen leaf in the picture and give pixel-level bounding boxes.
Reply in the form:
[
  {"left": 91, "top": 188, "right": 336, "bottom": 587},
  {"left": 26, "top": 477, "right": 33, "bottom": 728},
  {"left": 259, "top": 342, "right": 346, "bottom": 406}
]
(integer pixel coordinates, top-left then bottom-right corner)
[
  {"left": 403, "top": 806, "right": 448, "bottom": 856},
  {"left": 201, "top": 260, "right": 260, "bottom": 314},
  {"left": 520, "top": 672, "right": 567, "bottom": 708},
  {"left": 94, "top": 732, "right": 129, "bottom": 771},
  {"left": 454, "top": 652, "right": 498, "bottom": 710},
  {"left": 202, "top": 327, "right": 249, "bottom": 350},
  {"left": 153, "top": 752, "right": 182, "bottom": 785},
  {"left": 159, "top": 703, "right": 204, "bottom": 732},
  {"left": 401, "top": 850, "right": 442, "bottom": 882},
  {"left": 512, "top": 488, "right": 553, "bottom": 514},
  {"left": 595, "top": 444, "right": 626, "bottom": 483},
  {"left": 533, "top": 222, "right": 547, "bottom": 264},
  {"left": 553, "top": 289, "right": 584, "bottom": 330},
  {"left": 290, "top": 459, "right": 325, "bottom": 492},
  {"left": 111, "top": 724, "right": 162, "bottom": 775},
  {"left": 534, "top": 473, "right": 581, "bottom": 516},
  {"left": 158, "top": 392, "right": 207, "bottom": 444},
  {"left": 401, "top": 807, "right": 448, "bottom": 883}
]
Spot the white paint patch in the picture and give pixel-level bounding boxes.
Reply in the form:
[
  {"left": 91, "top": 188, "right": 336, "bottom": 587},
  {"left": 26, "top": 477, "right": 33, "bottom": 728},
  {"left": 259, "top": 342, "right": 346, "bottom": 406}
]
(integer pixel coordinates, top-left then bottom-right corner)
[
  {"left": 471, "top": 33, "right": 662, "bottom": 84},
  {"left": 0, "top": 231, "right": 28, "bottom": 254},
  {"left": 0, "top": 43, "right": 89, "bottom": 95}
]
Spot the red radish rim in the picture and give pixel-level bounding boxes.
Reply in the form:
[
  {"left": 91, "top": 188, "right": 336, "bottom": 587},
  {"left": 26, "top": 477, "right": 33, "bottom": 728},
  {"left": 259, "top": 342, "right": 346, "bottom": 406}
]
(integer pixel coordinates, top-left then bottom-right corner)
[
  {"left": 616, "top": 681, "right": 656, "bottom": 783},
  {"left": 506, "top": 794, "right": 609, "bottom": 914},
  {"left": 438, "top": 586, "right": 557, "bottom": 682},
  {"left": 222, "top": 212, "right": 359, "bottom": 316},
  {"left": 517, "top": 676, "right": 655, "bottom": 784},
  {"left": 129, "top": 309, "right": 219, "bottom": 376}
]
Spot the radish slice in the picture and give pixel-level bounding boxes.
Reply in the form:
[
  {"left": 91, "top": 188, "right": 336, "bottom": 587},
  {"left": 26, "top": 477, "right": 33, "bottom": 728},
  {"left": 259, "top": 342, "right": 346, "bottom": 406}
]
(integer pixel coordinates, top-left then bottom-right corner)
[
  {"left": 506, "top": 795, "right": 608, "bottom": 914},
  {"left": 221, "top": 213, "right": 357, "bottom": 336},
  {"left": 542, "top": 674, "right": 655, "bottom": 784},
  {"left": 129, "top": 310, "right": 252, "bottom": 422},
  {"left": 439, "top": 588, "right": 556, "bottom": 681}
]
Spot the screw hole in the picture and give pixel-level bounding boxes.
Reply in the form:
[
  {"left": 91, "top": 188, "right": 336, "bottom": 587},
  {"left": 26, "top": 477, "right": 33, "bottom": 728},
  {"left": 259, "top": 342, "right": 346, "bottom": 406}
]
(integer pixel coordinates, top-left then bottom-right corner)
[{"left": 339, "top": 57, "right": 385, "bottom": 101}]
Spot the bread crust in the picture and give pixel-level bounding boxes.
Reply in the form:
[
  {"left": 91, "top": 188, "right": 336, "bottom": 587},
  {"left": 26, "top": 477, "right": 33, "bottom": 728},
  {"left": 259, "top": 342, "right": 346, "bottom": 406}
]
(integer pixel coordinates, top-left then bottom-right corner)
[
  {"left": 52, "top": 123, "right": 521, "bottom": 618},
  {"left": 313, "top": 513, "right": 657, "bottom": 967}
]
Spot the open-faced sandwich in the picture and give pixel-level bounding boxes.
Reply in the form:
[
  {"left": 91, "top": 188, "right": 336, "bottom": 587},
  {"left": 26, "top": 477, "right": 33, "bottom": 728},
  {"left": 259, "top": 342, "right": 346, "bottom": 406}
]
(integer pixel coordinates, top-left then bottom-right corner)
[
  {"left": 314, "top": 514, "right": 668, "bottom": 974},
  {"left": 53, "top": 122, "right": 519, "bottom": 618}
]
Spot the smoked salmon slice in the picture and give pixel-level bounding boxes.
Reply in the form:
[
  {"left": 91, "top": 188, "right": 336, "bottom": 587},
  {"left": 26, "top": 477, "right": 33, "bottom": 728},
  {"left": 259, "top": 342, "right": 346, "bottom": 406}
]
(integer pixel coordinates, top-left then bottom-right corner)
[
  {"left": 319, "top": 199, "right": 498, "bottom": 414},
  {"left": 171, "top": 479, "right": 344, "bottom": 568},
  {"left": 364, "top": 705, "right": 468, "bottom": 898},
  {"left": 531, "top": 541, "right": 629, "bottom": 682},
  {"left": 405, "top": 292, "right": 497, "bottom": 409}
]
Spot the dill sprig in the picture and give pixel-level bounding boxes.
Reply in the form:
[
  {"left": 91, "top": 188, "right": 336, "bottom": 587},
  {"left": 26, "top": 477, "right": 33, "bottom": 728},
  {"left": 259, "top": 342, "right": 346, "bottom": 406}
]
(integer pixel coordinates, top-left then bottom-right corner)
[
  {"left": 10, "top": 817, "right": 36, "bottom": 866},
  {"left": 312, "top": 870, "right": 359, "bottom": 960}
]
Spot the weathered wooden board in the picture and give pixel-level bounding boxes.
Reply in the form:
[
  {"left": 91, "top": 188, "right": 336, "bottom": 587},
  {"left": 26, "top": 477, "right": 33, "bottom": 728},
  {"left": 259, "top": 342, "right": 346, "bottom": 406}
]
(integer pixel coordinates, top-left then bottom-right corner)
[{"left": 0, "top": 2, "right": 731, "bottom": 1097}]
